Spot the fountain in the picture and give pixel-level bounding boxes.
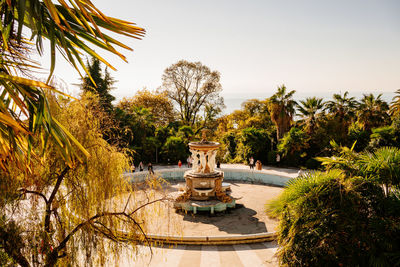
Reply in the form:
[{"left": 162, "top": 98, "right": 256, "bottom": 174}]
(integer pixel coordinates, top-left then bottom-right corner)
[{"left": 174, "top": 129, "right": 236, "bottom": 214}]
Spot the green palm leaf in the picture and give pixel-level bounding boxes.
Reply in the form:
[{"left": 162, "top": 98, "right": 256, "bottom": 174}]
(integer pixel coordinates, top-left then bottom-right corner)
[{"left": 0, "top": 0, "right": 145, "bottom": 169}]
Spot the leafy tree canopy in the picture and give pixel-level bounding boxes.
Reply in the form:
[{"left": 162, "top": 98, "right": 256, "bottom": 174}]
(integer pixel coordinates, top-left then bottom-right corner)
[
  {"left": 162, "top": 60, "right": 224, "bottom": 126},
  {"left": 118, "top": 89, "right": 175, "bottom": 127}
]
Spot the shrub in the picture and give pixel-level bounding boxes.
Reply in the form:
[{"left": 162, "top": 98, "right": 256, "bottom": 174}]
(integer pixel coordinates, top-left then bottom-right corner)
[
  {"left": 267, "top": 170, "right": 400, "bottom": 266},
  {"left": 347, "top": 122, "right": 370, "bottom": 151},
  {"left": 368, "top": 126, "right": 398, "bottom": 149},
  {"left": 235, "top": 127, "right": 272, "bottom": 163},
  {"left": 160, "top": 136, "right": 188, "bottom": 163}
]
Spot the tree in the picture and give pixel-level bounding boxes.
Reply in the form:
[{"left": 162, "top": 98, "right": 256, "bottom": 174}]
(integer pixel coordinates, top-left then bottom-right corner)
[
  {"left": 242, "top": 99, "right": 267, "bottom": 117},
  {"left": 0, "top": 0, "right": 145, "bottom": 169},
  {"left": 200, "top": 103, "right": 224, "bottom": 131},
  {"left": 267, "top": 84, "right": 297, "bottom": 140},
  {"left": 222, "top": 132, "right": 238, "bottom": 161},
  {"left": 161, "top": 136, "right": 188, "bottom": 163},
  {"left": 368, "top": 126, "right": 399, "bottom": 149},
  {"left": 114, "top": 105, "right": 156, "bottom": 162},
  {"left": 297, "top": 97, "right": 325, "bottom": 133},
  {"left": 325, "top": 91, "right": 358, "bottom": 126},
  {"left": 118, "top": 89, "right": 175, "bottom": 127},
  {"left": 241, "top": 99, "right": 273, "bottom": 130},
  {"left": 1, "top": 1, "right": 147, "bottom": 265},
  {"left": 162, "top": 60, "right": 224, "bottom": 126},
  {"left": 81, "top": 58, "right": 116, "bottom": 113},
  {"left": 277, "top": 127, "right": 309, "bottom": 156},
  {"left": 326, "top": 91, "right": 358, "bottom": 119},
  {"left": 0, "top": 95, "right": 157, "bottom": 266},
  {"left": 358, "top": 147, "right": 400, "bottom": 195},
  {"left": 389, "top": 89, "right": 400, "bottom": 117},
  {"left": 357, "top": 93, "right": 389, "bottom": 131},
  {"left": 347, "top": 121, "right": 370, "bottom": 151},
  {"left": 235, "top": 127, "right": 272, "bottom": 164},
  {"left": 277, "top": 127, "right": 309, "bottom": 165}
]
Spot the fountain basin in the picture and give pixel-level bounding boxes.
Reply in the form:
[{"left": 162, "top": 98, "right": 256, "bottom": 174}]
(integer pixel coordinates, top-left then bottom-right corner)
[{"left": 174, "top": 199, "right": 236, "bottom": 214}]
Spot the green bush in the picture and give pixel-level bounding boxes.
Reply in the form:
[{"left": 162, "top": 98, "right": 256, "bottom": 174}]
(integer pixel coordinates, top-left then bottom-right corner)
[
  {"left": 368, "top": 126, "right": 399, "bottom": 149},
  {"left": 222, "top": 131, "right": 238, "bottom": 160},
  {"left": 236, "top": 127, "right": 272, "bottom": 163},
  {"left": 160, "top": 136, "right": 188, "bottom": 163},
  {"left": 347, "top": 122, "right": 370, "bottom": 151},
  {"left": 267, "top": 170, "right": 400, "bottom": 266},
  {"left": 277, "top": 127, "right": 309, "bottom": 166}
]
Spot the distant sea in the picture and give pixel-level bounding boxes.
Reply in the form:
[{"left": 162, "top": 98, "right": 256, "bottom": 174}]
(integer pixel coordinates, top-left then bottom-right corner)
[{"left": 222, "top": 91, "right": 397, "bottom": 115}]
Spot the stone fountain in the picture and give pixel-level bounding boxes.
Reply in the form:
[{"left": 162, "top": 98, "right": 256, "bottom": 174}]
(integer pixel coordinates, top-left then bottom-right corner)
[{"left": 174, "top": 130, "right": 235, "bottom": 214}]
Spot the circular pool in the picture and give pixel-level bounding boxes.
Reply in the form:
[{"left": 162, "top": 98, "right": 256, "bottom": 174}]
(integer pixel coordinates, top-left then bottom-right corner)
[
  {"left": 126, "top": 167, "right": 294, "bottom": 187},
  {"left": 123, "top": 167, "right": 296, "bottom": 245}
]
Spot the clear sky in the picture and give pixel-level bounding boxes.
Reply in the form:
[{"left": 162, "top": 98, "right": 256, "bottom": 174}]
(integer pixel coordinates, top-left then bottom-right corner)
[{"left": 38, "top": 0, "right": 400, "bottom": 108}]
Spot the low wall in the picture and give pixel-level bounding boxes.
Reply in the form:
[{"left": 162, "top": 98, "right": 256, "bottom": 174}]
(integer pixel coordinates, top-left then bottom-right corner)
[{"left": 126, "top": 167, "right": 293, "bottom": 187}]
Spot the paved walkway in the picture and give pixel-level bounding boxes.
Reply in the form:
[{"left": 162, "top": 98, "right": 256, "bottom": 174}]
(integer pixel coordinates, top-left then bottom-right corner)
[{"left": 120, "top": 241, "right": 278, "bottom": 266}]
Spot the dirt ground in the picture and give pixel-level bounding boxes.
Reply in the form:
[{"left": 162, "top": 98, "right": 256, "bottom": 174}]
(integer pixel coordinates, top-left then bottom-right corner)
[{"left": 132, "top": 181, "right": 283, "bottom": 236}]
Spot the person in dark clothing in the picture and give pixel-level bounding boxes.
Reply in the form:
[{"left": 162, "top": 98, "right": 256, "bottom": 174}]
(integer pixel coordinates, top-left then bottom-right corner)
[
  {"left": 216, "top": 161, "right": 221, "bottom": 168},
  {"left": 249, "top": 157, "right": 255, "bottom": 169},
  {"left": 148, "top": 162, "right": 154, "bottom": 175}
]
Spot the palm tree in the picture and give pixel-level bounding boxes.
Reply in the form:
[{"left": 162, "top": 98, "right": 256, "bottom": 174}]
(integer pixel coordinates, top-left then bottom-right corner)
[
  {"left": 325, "top": 91, "right": 358, "bottom": 119},
  {"left": 389, "top": 89, "right": 400, "bottom": 117},
  {"left": 325, "top": 91, "right": 358, "bottom": 135},
  {"left": 357, "top": 146, "right": 400, "bottom": 196},
  {"left": 0, "top": 0, "right": 145, "bottom": 169},
  {"left": 297, "top": 97, "right": 325, "bottom": 132},
  {"left": 267, "top": 84, "right": 297, "bottom": 140},
  {"left": 357, "top": 93, "right": 389, "bottom": 131}
]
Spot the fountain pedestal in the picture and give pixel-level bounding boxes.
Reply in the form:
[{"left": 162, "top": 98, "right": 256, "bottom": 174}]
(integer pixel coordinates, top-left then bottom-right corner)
[{"left": 174, "top": 130, "right": 235, "bottom": 213}]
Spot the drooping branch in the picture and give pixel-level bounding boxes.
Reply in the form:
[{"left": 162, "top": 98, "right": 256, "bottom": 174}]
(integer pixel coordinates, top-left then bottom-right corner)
[
  {"left": 18, "top": 188, "right": 48, "bottom": 204},
  {"left": 128, "top": 197, "right": 167, "bottom": 216},
  {"left": 45, "top": 166, "right": 70, "bottom": 233},
  {"left": 48, "top": 197, "right": 167, "bottom": 264}
]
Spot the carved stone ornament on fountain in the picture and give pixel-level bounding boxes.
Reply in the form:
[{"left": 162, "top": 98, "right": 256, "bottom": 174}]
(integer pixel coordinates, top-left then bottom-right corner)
[{"left": 175, "top": 129, "right": 234, "bottom": 212}]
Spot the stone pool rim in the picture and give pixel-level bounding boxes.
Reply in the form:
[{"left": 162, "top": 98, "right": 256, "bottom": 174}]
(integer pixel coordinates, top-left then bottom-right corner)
[
  {"left": 126, "top": 167, "right": 295, "bottom": 188},
  {"left": 125, "top": 167, "right": 296, "bottom": 245}
]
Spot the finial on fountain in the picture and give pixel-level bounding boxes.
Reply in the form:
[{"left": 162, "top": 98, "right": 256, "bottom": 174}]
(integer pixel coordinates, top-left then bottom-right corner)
[{"left": 200, "top": 128, "right": 209, "bottom": 143}]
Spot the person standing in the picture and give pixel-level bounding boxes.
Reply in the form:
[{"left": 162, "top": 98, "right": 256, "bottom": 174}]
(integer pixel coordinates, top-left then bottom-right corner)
[
  {"left": 187, "top": 156, "right": 191, "bottom": 168},
  {"left": 249, "top": 157, "right": 254, "bottom": 169},
  {"left": 256, "top": 160, "right": 262, "bottom": 170},
  {"left": 178, "top": 160, "right": 182, "bottom": 168},
  {"left": 139, "top": 161, "right": 144, "bottom": 172},
  {"left": 148, "top": 162, "right": 154, "bottom": 175}
]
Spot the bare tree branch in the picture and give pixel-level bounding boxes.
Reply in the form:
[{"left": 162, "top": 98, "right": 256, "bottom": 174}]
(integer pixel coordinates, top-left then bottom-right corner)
[
  {"left": 18, "top": 188, "right": 48, "bottom": 204},
  {"left": 45, "top": 166, "right": 70, "bottom": 233}
]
